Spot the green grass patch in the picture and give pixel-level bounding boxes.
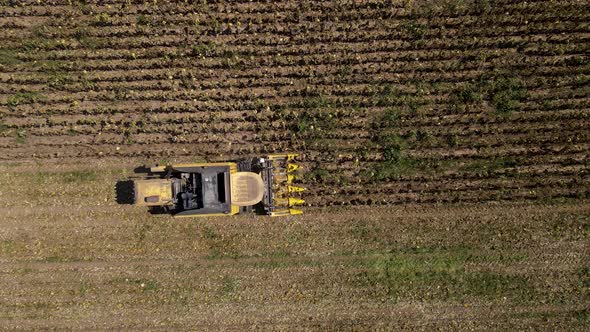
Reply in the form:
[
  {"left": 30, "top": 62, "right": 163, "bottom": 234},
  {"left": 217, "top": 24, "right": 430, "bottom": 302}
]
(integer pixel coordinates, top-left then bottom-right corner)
[
  {"left": 93, "top": 12, "right": 111, "bottom": 26},
  {"left": 62, "top": 170, "right": 98, "bottom": 183},
  {"left": 35, "top": 59, "right": 68, "bottom": 72},
  {"left": 303, "top": 165, "right": 340, "bottom": 184},
  {"left": 201, "top": 225, "right": 219, "bottom": 240},
  {"left": 20, "top": 25, "right": 59, "bottom": 51},
  {"left": 136, "top": 14, "right": 150, "bottom": 25},
  {"left": 291, "top": 111, "right": 312, "bottom": 137},
  {"left": 77, "top": 281, "right": 94, "bottom": 296},
  {"left": 551, "top": 213, "right": 590, "bottom": 239},
  {"left": 375, "top": 131, "right": 406, "bottom": 162},
  {"left": 42, "top": 256, "right": 67, "bottom": 262},
  {"left": 370, "top": 156, "right": 419, "bottom": 180},
  {"left": 452, "top": 74, "right": 528, "bottom": 114},
  {"left": 510, "top": 308, "right": 566, "bottom": 320},
  {"left": 251, "top": 258, "right": 322, "bottom": 270},
  {"left": 7, "top": 91, "right": 43, "bottom": 107},
  {"left": 290, "top": 110, "right": 338, "bottom": 145},
  {"left": 192, "top": 42, "right": 216, "bottom": 57},
  {"left": 298, "top": 94, "right": 334, "bottom": 109},
  {"left": 372, "top": 86, "right": 420, "bottom": 110},
  {"left": 140, "top": 280, "right": 159, "bottom": 292},
  {"left": 454, "top": 83, "right": 483, "bottom": 104},
  {"left": 31, "top": 170, "right": 98, "bottom": 184},
  {"left": 136, "top": 221, "right": 153, "bottom": 244},
  {"left": 510, "top": 307, "right": 590, "bottom": 327},
  {"left": 366, "top": 108, "right": 424, "bottom": 180},
  {"left": 355, "top": 246, "right": 535, "bottom": 302},
  {"left": 119, "top": 278, "right": 159, "bottom": 293},
  {"left": 574, "top": 308, "right": 590, "bottom": 324},
  {"left": 72, "top": 27, "right": 88, "bottom": 41},
  {"left": 34, "top": 60, "right": 74, "bottom": 89},
  {"left": 337, "top": 65, "right": 352, "bottom": 77},
  {"left": 15, "top": 129, "right": 27, "bottom": 144},
  {"left": 201, "top": 225, "right": 239, "bottom": 259},
  {"left": 78, "top": 36, "right": 105, "bottom": 49},
  {"left": 219, "top": 275, "right": 240, "bottom": 299},
  {"left": 251, "top": 259, "right": 293, "bottom": 269},
  {"left": 577, "top": 265, "right": 590, "bottom": 289},
  {"left": 401, "top": 21, "right": 428, "bottom": 39},
  {"left": 15, "top": 268, "right": 35, "bottom": 275},
  {"left": 489, "top": 75, "right": 528, "bottom": 114},
  {"left": 373, "top": 135, "right": 418, "bottom": 178},
  {"left": 373, "top": 108, "right": 399, "bottom": 129},
  {"left": 0, "top": 240, "right": 14, "bottom": 255},
  {"left": 472, "top": 0, "right": 492, "bottom": 13},
  {"left": 374, "top": 85, "right": 400, "bottom": 107},
  {"left": 303, "top": 167, "right": 330, "bottom": 182},
  {"left": 0, "top": 121, "right": 11, "bottom": 135},
  {"left": 0, "top": 48, "right": 22, "bottom": 66},
  {"left": 264, "top": 249, "right": 290, "bottom": 259},
  {"left": 349, "top": 222, "right": 383, "bottom": 243},
  {"left": 460, "top": 157, "right": 518, "bottom": 175}
]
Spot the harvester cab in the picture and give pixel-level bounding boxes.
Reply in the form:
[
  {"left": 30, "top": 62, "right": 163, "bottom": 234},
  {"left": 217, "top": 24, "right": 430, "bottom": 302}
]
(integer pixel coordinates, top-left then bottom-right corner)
[{"left": 132, "top": 154, "right": 305, "bottom": 217}]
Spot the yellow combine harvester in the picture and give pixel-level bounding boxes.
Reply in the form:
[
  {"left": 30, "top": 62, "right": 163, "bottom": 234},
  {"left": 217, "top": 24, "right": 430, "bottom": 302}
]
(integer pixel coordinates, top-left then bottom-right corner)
[{"left": 133, "top": 154, "right": 305, "bottom": 217}]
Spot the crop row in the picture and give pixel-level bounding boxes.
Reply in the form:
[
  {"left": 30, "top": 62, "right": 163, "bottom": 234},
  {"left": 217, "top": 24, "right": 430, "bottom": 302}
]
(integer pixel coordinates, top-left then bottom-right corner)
[
  {"left": 313, "top": 171, "right": 589, "bottom": 198},
  {"left": 1, "top": 126, "right": 586, "bottom": 158},
  {"left": 4, "top": 28, "right": 586, "bottom": 68},
  {"left": 313, "top": 185, "right": 589, "bottom": 206},
  {"left": 2, "top": 133, "right": 588, "bottom": 167},
  {"left": 2, "top": 80, "right": 587, "bottom": 122},
  {"left": 3, "top": 41, "right": 587, "bottom": 82},
  {"left": 3, "top": 106, "right": 587, "bottom": 142},
  {"left": 2, "top": 52, "right": 587, "bottom": 97},
  {"left": 2, "top": 20, "right": 587, "bottom": 58},
  {"left": 2, "top": 55, "right": 587, "bottom": 98},
  {"left": 1, "top": 9, "right": 587, "bottom": 47},
  {"left": 0, "top": 0, "right": 578, "bottom": 24}
]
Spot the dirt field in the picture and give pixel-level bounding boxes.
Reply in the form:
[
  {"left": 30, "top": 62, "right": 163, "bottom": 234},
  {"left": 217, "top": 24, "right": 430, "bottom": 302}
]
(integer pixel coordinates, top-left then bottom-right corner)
[
  {"left": 0, "top": 162, "right": 589, "bottom": 330},
  {"left": 1, "top": 0, "right": 589, "bottom": 205},
  {"left": 0, "top": 0, "right": 589, "bottom": 330}
]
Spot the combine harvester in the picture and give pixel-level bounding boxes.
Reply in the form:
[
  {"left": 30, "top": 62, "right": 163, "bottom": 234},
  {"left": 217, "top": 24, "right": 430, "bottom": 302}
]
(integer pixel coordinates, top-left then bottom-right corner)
[{"left": 132, "top": 154, "right": 305, "bottom": 217}]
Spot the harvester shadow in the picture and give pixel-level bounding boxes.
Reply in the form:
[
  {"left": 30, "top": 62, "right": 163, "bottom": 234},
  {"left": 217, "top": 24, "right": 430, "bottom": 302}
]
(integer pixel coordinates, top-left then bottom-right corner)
[
  {"left": 116, "top": 166, "right": 155, "bottom": 205},
  {"left": 133, "top": 166, "right": 151, "bottom": 174},
  {"left": 115, "top": 180, "right": 135, "bottom": 205},
  {"left": 148, "top": 206, "right": 171, "bottom": 215}
]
